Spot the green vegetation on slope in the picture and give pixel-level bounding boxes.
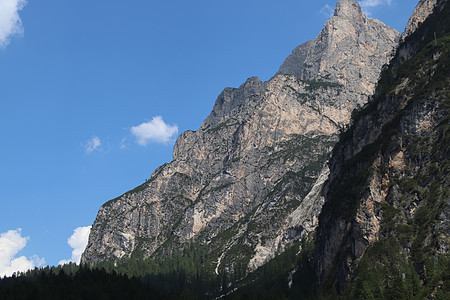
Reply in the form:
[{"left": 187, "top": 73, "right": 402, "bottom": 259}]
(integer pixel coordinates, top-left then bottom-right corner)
[
  {"left": 2, "top": 2, "right": 449, "bottom": 300},
  {"left": 316, "top": 1, "right": 450, "bottom": 298}
]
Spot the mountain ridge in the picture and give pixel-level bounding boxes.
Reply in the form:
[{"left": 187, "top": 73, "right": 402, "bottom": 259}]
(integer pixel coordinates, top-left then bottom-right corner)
[
  {"left": 82, "top": 0, "right": 399, "bottom": 275},
  {"left": 278, "top": 0, "right": 398, "bottom": 96},
  {"left": 1, "top": 0, "right": 447, "bottom": 299},
  {"left": 314, "top": 0, "right": 449, "bottom": 293}
]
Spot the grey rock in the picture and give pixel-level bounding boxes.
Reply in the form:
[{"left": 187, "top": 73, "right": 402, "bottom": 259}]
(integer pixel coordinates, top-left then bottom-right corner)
[
  {"left": 403, "top": 0, "right": 438, "bottom": 39},
  {"left": 279, "top": 0, "right": 399, "bottom": 97},
  {"left": 81, "top": 0, "right": 400, "bottom": 272},
  {"left": 314, "top": 0, "right": 449, "bottom": 291}
]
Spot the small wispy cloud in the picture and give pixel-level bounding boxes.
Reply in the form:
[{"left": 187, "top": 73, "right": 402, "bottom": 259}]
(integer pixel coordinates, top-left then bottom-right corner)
[
  {"left": 0, "top": 0, "right": 27, "bottom": 48},
  {"left": 359, "top": 0, "right": 392, "bottom": 8},
  {"left": 120, "top": 137, "right": 127, "bottom": 149},
  {"left": 358, "top": 0, "right": 393, "bottom": 15},
  {"left": 58, "top": 226, "right": 91, "bottom": 265},
  {"left": 320, "top": 4, "right": 334, "bottom": 19},
  {"left": 0, "top": 229, "right": 45, "bottom": 277},
  {"left": 131, "top": 116, "right": 178, "bottom": 146},
  {"left": 84, "top": 136, "right": 102, "bottom": 153}
]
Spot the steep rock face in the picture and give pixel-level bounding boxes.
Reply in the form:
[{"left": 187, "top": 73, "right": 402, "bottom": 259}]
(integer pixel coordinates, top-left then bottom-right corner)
[
  {"left": 82, "top": 0, "right": 400, "bottom": 272},
  {"left": 279, "top": 0, "right": 399, "bottom": 96},
  {"left": 403, "top": 0, "right": 438, "bottom": 39},
  {"left": 314, "top": 0, "right": 449, "bottom": 294},
  {"left": 82, "top": 74, "right": 344, "bottom": 266}
]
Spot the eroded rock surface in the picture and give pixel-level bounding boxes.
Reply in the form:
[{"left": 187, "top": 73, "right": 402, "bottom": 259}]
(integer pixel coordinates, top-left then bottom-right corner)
[
  {"left": 82, "top": 0, "right": 400, "bottom": 272},
  {"left": 314, "top": 0, "right": 449, "bottom": 291},
  {"left": 403, "top": 0, "right": 438, "bottom": 39},
  {"left": 279, "top": 0, "right": 399, "bottom": 96}
]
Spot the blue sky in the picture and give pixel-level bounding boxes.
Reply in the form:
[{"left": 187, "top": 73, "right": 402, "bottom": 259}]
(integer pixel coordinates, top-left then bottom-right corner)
[{"left": 0, "top": 0, "right": 418, "bottom": 274}]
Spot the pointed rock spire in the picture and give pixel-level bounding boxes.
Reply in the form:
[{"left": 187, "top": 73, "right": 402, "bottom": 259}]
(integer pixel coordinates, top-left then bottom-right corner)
[
  {"left": 278, "top": 0, "right": 398, "bottom": 96},
  {"left": 334, "top": 0, "right": 366, "bottom": 23}
]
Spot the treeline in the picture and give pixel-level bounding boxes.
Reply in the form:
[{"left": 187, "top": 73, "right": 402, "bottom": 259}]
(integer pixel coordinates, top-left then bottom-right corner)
[
  {"left": 0, "top": 265, "right": 160, "bottom": 300},
  {"left": 0, "top": 239, "right": 314, "bottom": 299},
  {"left": 228, "top": 238, "right": 317, "bottom": 299}
]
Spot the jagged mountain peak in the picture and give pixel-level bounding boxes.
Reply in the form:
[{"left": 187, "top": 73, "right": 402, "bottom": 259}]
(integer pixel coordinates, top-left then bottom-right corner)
[
  {"left": 315, "top": 0, "right": 449, "bottom": 292},
  {"left": 334, "top": 0, "right": 366, "bottom": 23},
  {"left": 278, "top": 0, "right": 398, "bottom": 96},
  {"left": 82, "top": 1, "right": 401, "bottom": 272}
]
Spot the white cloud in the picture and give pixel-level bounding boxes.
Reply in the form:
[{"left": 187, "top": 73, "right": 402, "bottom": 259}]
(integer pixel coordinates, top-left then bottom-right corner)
[
  {"left": 0, "top": 0, "right": 27, "bottom": 48},
  {"left": 58, "top": 226, "right": 91, "bottom": 265},
  {"left": 320, "top": 4, "right": 334, "bottom": 19},
  {"left": 359, "top": 0, "right": 392, "bottom": 8},
  {"left": 0, "top": 229, "right": 45, "bottom": 277},
  {"left": 85, "top": 136, "right": 102, "bottom": 153},
  {"left": 131, "top": 116, "right": 178, "bottom": 145},
  {"left": 120, "top": 137, "right": 127, "bottom": 149},
  {"left": 358, "top": 0, "right": 393, "bottom": 15}
]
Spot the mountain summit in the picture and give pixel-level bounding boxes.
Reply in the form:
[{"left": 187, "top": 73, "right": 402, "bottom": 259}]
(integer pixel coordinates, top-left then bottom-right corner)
[
  {"left": 314, "top": 0, "right": 449, "bottom": 293},
  {"left": 334, "top": 0, "right": 366, "bottom": 23},
  {"left": 279, "top": 0, "right": 398, "bottom": 96},
  {"left": 2, "top": 1, "right": 447, "bottom": 298},
  {"left": 81, "top": 0, "right": 400, "bottom": 274}
]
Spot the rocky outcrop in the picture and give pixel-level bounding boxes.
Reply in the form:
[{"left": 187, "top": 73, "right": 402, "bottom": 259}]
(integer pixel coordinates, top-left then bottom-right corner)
[
  {"left": 81, "top": 0, "right": 400, "bottom": 273},
  {"left": 279, "top": 0, "right": 399, "bottom": 97},
  {"left": 81, "top": 74, "right": 344, "bottom": 267},
  {"left": 403, "top": 0, "right": 438, "bottom": 39},
  {"left": 314, "top": 0, "right": 449, "bottom": 293}
]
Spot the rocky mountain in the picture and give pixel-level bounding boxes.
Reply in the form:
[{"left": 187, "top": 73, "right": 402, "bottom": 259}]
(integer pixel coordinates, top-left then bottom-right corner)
[
  {"left": 279, "top": 0, "right": 398, "bottom": 97},
  {"left": 81, "top": 0, "right": 400, "bottom": 274},
  {"left": 314, "top": 0, "right": 449, "bottom": 295},
  {"left": 403, "top": 0, "right": 438, "bottom": 39},
  {"left": 4, "top": 1, "right": 447, "bottom": 298}
]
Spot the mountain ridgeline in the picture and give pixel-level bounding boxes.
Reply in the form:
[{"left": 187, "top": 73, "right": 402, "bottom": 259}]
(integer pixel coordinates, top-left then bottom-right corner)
[
  {"left": 315, "top": 0, "right": 450, "bottom": 296},
  {"left": 81, "top": 0, "right": 399, "bottom": 273},
  {"left": 31, "top": 0, "right": 448, "bottom": 298}
]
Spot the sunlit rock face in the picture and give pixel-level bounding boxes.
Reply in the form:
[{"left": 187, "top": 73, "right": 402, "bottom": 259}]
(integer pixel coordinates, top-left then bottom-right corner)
[
  {"left": 314, "top": 0, "right": 449, "bottom": 291},
  {"left": 403, "top": 0, "right": 438, "bottom": 39},
  {"left": 279, "top": 0, "right": 399, "bottom": 97},
  {"left": 82, "top": 0, "right": 400, "bottom": 272}
]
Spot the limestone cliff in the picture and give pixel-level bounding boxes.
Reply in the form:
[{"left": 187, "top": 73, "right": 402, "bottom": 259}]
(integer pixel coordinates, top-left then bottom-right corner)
[
  {"left": 81, "top": 0, "right": 399, "bottom": 273},
  {"left": 279, "top": 0, "right": 398, "bottom": 96},
  {"left": 314, "top": 0, "right": 449, "bottom": 294},
  {"left": 403, "top": 0, "right": 438, "bottom": 39}
]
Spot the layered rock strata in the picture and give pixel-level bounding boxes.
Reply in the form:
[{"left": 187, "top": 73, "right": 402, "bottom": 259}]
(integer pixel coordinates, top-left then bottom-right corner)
[{"left": 82, "top": 0, "right": 399, "bottom": 272}]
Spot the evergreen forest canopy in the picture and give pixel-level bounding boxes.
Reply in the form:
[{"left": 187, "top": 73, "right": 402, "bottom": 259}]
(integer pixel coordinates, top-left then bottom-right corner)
[
  {"left": 1, "top": 1, "right": 449, "bottom": 299},
  {"left": 0, "top": 240, "right": 315, "bottom": 299}
]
